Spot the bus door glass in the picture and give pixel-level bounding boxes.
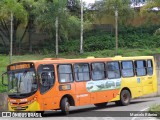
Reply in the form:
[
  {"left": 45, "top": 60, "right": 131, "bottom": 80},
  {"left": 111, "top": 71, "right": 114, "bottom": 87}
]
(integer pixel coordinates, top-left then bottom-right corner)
[
  {"left": 74, "top": 63, "right": 91, "bottom": 105},
  {"left": 91, "top": 62, "right": 106, "bottom": 103},
  {"left": 137, "top": 60, "right": 153, "bottom": 94},
  {"left": 37, "top": 64, "right": 55, "bottom": 110},
  {"left": 121, "top": 61, "right": 142, "bottom": 97},
  {"left": 135, "top": 60, "right": 153, "bottom": 95}
]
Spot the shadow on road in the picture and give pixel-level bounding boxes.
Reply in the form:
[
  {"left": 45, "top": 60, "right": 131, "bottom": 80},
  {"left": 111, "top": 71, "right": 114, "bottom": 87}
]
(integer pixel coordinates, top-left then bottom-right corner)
[
  {"left": 43, "top": 99, "right": 155, "bottom": 117},
  {"left": 130, "top": 99, "right": 153, "bottom": 105},
  {"left": 43, "top": 106, "right": 107, "bottom": 117}
]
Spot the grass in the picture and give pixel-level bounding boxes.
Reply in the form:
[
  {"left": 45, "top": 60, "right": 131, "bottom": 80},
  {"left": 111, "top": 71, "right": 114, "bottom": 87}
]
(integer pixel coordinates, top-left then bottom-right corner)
[
  {"left": 149, "top": 104, "right": 160, "bottom": 117},
  {"left": 0, "top": 48, "right": 160, "bottom": 92}
]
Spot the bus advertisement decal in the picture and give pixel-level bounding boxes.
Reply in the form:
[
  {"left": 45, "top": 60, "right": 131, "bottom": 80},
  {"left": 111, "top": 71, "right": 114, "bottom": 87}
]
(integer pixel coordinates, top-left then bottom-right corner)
[{"left": 86, "top": 78, "right": 121, "bottom": 92}]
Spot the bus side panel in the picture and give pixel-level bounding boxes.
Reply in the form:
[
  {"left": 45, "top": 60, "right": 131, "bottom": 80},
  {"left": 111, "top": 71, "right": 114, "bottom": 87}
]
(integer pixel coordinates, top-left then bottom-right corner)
[
  {"left": 58, "top": 82, "right": 77, "bottom": 106},
  {"left": 153, "top": 75, "right": 158, "bottom": 93},
  {"left": 86, "top": 79, "right": 121, "bottom": 103},
  {"left": 120, "top": 77, "right": 143, "bottom": 99},
  {"left": 142, "top": 59, "right": 158, "bottom": 95},
  {"left": 142, "top": 75, "right": 155, "bottom": 95},
  {"left": 75, "top": 82, "right": 91, "bottom": 106},
  {"left": 96, "top": 89, "right": 120, "bottom": 103},
  {"left": 38, "top": 87, "right": 59, "bottom": 111}
]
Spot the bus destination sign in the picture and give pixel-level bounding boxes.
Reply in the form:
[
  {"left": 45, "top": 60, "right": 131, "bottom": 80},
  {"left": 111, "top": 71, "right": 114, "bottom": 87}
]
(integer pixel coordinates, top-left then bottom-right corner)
[{"left": 9, "top": 63, "right": 33, "bottom": 70}]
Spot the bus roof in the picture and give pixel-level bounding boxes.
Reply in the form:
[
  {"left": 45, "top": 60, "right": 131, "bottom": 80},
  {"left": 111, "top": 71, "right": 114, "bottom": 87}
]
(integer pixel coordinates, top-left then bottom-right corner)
[
  {"left": 9, "top": 56, "right": 154, "bottom": 66},
  {"left": 112, "top": 56, "right": 153, "bottom": 61},
  {"left": 9, "top": 57, "right": 112, "bottom": 66}
]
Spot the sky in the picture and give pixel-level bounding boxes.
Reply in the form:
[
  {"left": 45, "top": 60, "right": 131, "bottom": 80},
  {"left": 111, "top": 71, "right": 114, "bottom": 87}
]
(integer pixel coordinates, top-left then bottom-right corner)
[{"left": 83, "top": 0, "right": 95, "bottom": 5}]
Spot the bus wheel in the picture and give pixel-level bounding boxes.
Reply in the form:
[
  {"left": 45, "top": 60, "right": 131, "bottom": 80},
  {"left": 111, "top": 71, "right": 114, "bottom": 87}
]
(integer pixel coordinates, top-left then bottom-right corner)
[
  {"left": 94, "top": 102, "right": 108, "bottom": 108},
  {"left": 60, "top": 97, "right": 70, "bottom": 115},
  {"left": 119, "top": 89, "right": 131, "bottom": 106}
]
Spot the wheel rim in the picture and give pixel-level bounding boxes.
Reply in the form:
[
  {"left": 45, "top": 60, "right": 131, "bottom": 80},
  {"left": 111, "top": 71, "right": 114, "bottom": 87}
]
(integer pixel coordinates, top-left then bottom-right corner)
[
  {"left": 123, "top": 93, "right": 129, "bottom": 103},
  {"left": 65, "top": 102, "right": 70, "bottom": 112}
]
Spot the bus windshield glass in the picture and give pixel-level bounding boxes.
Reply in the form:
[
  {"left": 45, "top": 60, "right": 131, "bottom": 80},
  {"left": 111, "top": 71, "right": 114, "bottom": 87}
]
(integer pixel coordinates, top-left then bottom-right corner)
[{"left": 8, "top": 69, "right": 38, "bottom": 95}]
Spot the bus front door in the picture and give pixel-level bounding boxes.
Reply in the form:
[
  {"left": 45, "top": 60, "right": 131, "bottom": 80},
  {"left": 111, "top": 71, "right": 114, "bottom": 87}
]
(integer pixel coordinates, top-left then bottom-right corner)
[
  {"left": 138, "top": 60, "right": 154, "bottom": 95},
  {"left": 38, "top": 64, "right": 56, "bottom": 110}
]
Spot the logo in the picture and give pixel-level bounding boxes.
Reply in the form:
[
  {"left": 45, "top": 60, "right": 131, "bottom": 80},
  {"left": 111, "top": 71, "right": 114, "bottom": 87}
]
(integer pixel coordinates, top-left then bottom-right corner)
[
  {"left": 2, "top": 112, "right": 11, "bottom": 117},
  {"left": 1, "top": 112, "right": 42, "bottom": 118},
  {"left": 137, "top": 78, "right": 140, "bottom": 83}
]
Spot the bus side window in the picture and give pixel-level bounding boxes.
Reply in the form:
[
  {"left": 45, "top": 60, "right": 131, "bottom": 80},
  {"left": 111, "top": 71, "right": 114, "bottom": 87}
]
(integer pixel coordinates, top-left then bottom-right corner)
[
  {"left": 38, "top": 64, "right": 55, "bottom": 94},
  {"left": 147, "top": 60, "right": 153, "bottom": 75},
  {"left": 91, "top": 62, "right": 105, "bottom": 80},
  {"left": 135, "top": 60, "right": 146, "bottom": 76},
  {"left": 58, "top": 64, "right": 73, "bottom": 83},
  {"left": 40, "top": 71, "right": 54, "bottom": 93},
  {"left": 121, "top": 61, "right": 134, "bottom": 77},
  {"left": 107, "top": 62, "right": 120, "bottom": 79},
  {"left": 74, "top": 63, "right": 90, "bottom": 81}
]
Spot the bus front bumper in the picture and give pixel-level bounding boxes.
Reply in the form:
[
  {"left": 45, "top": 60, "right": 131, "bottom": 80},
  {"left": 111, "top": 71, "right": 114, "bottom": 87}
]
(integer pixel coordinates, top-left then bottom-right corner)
[{"left": 8, "top": 101, "right": 40, "bottom": 112}]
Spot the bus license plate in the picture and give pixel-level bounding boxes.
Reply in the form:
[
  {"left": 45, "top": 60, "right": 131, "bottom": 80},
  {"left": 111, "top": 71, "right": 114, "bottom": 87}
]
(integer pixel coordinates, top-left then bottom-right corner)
[{"left": 17, "top": 106, "right": 22, "bottom": 109}]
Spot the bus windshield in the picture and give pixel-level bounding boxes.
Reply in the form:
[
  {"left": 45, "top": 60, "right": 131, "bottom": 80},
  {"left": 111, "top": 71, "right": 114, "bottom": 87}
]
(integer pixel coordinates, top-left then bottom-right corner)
[{"left": 8, "top": 69, "right": 38, "bottom": 96}]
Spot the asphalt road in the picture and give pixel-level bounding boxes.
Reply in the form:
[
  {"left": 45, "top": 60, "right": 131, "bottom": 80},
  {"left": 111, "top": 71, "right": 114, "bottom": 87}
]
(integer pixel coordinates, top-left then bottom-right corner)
[{"left": 0, "top": 97, "right": 160, "bottom": 120}]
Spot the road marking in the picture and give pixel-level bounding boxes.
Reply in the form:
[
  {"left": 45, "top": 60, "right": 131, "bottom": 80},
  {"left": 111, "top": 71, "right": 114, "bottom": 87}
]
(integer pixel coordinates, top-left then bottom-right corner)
[
  {"left": 131, "top": 107, "right": 150, "bottom": 120},
  {"left": 140, "top": 107, "right": 150, "bottom": 111}
]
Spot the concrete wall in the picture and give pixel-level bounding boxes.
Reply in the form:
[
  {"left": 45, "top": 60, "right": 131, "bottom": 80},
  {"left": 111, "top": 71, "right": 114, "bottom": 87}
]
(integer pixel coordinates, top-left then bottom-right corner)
[
  {"left": 0, "top": 93, "right": 8, "bottom": 111},
  {"left": 154, "top": 54, "right": 160, "bottom": 95}
]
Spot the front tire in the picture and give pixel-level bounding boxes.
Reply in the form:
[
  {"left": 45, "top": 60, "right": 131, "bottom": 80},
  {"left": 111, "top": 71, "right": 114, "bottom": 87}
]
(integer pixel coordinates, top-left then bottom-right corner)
[{"left": 60, "top": 97, "right": 70, "bottom": 115}]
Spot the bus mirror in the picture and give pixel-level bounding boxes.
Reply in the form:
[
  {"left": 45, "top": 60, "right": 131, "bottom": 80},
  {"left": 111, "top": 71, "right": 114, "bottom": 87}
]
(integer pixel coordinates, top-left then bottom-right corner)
[{"left": 2, "top": 72, "right": 8, "bottom": 86}]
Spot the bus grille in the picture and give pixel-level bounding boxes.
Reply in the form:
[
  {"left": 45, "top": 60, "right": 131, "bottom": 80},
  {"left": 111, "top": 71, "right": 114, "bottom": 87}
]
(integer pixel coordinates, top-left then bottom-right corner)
[
  {"left": 12, "top": 102, "right": 28, "bottom": 105},
  {"left": 11, "top": 106, "right": 28, "bottom": 111}
]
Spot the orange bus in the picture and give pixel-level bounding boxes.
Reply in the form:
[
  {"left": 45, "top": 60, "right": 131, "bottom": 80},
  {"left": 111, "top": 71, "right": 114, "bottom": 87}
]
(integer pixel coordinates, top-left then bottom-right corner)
[{"left": 2, "top": 56, "right": 158, "bottom": 114}]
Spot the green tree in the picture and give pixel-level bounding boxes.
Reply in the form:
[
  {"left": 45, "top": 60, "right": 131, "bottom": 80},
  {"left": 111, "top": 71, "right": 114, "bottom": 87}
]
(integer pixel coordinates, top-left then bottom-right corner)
[
  {"left": 0, "top": 0, "right": 28, "bottom": 54},
  {"left": 18, "top": 0, "right": 37, "bottom": 53},
  {"left": 140, "top": 0, "right": 160, "bottom": 26},
  {"left": 35, "top": 0, "right": 81, "bottom": 55},
  {"left": 67, "top": 0, "right": 81, "bottom": 17},
  {"left": 141, "top": 0, "right": 160, "bottom": 13},
  {"left": 92, "top": 0, "right": 134, "bottom": 54},
  {"left": 155, "top": 28, "right": 160, "bottom": 35},
  {"left": 92, "top": 0, "right": 134, "bottom": 25}
]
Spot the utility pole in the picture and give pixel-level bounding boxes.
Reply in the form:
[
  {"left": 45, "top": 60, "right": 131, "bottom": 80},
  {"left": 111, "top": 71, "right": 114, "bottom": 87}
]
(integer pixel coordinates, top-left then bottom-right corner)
[
  {"left": 55, "top": 16, "right": 58, "bottom": 57},
  {"left": 10, "top": 12, "right": 13, "bottom": 64},
  {"left": 80, "top": 0, "right": 83, "bottom": 54},
  {"left": 115, "top": 9, "right": 118, "bottom": 55}
]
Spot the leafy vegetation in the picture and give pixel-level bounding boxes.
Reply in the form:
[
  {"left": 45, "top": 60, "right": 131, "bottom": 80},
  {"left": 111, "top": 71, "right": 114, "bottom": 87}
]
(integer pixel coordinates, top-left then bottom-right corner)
[
  {"left": 0, "top": 0, "right": 159, "bottom": 55},
  {"left": 92, "top": 0, "right": 135, "bottom": 25},
  {"left": 0, "top": 0, "right": 28, "bottom": 54},
  {"left": 149, "top": 104, "right": 160, "bottom": 117},
  {"left": 0, "top": 0, "right": 83, "bottom": 54},
  {"left": 45, "top": 25, "right": 159, "bottom": 53}
]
